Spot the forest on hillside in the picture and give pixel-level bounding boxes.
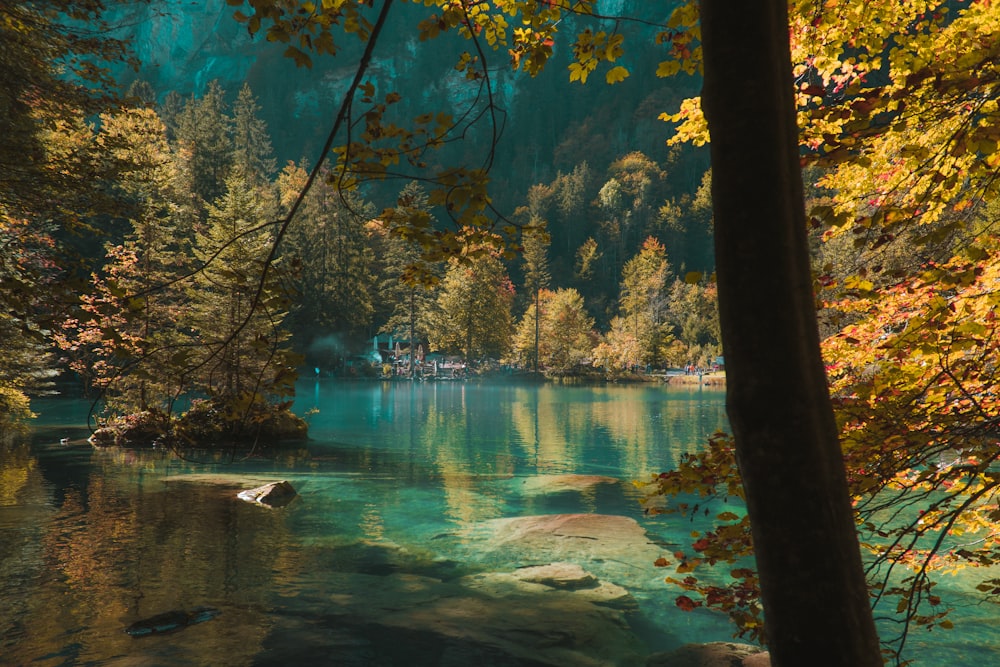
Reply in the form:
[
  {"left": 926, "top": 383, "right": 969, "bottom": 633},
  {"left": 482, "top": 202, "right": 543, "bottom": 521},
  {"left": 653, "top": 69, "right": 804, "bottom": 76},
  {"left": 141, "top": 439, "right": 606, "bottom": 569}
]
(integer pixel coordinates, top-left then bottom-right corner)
[
  {"left": 7, "top": 1, "right": 1000, "bottom": 664},
  {"left": 1, "top": 0, "right": 723, "bottom": 444}
]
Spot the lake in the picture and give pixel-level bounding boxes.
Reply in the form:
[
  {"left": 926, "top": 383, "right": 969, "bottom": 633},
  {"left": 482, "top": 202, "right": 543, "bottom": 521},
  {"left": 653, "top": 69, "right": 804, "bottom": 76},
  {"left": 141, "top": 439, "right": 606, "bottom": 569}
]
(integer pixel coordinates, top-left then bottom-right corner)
[{"left": 0, "top": 380, "right": 996, "bottom": 665}]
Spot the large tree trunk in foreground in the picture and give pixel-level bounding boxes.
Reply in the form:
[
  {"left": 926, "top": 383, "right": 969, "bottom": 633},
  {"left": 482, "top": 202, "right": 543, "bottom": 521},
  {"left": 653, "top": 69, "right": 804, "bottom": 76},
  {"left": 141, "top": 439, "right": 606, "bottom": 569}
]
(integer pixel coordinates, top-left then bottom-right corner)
[{"left": 699, "top": 1, "right": 881, "bottom": 665}]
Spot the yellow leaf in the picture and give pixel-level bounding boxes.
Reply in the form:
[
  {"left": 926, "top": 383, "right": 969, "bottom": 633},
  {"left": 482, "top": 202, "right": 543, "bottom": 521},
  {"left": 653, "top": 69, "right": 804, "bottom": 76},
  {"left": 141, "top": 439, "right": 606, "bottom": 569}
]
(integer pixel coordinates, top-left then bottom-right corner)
[
  {"left": 657, "top": 60, "right": 681, "bottom": 78},
  {"left": 606, "top": 66, "right": 629, "bottom": 84},
  {"left": 569, "top": 61, "right": 593, "bottom": 84}
]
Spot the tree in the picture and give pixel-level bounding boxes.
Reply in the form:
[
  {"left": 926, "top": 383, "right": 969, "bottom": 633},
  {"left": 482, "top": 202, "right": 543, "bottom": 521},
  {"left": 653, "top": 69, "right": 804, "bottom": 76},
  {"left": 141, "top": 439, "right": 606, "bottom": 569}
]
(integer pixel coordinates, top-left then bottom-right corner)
[
  {"left": 1, "top": 2, "right": 146, "bottom": 401},
  {"left": 188, "top": 169, "right": 294, "bottom": 404},
  {"left": 278, "top": 162, "right": 377, "bottom": 349},
  {"left": 427, "top": 251, "right": 514, "bottom": 366},
  {"left": 56, "top": 105, "right": 194, "bottom": 413},
  {"left": 650, "top": 0, "right": 1000, "bottom": 660},
  {"left": 521, "top": 225, "right": 551, "bottom": 372},
  {"left": 175, "top": 80, "right": 233, "bottom": 208},
  {"left": 619, "top": 236, "right": 671, "bottom": 368},
  {"left": 369, "top": 182, "right": 441, "bottom": 377},
  {"left": 0, "top": 1, "right": 138, "bottom": 221},
  {"left": 232, "top": 83, "right": 277, "bottom": 184},
  {"left": 0, "top": 216, "right": 59, "bottom": 429},
  {"left": 552, "top": 162, "right": 593, "bottom": 257},
  {"left": 664, "top": 276, "right": 720, "bottom": 368},
  {"left": 677, "top": 2, "right": 881, "bottom": 664},
  {"left": 591, "top": 315, "right": 644, "bottom": 376},
  {"left": 512, "top": 287, "right": 594, "bottom": 374}
]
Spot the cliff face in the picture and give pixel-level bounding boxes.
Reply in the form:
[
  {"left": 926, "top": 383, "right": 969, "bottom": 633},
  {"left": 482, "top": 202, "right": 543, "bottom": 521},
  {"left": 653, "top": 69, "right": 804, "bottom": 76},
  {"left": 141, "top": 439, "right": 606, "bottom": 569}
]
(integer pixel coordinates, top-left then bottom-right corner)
[{"left": 111, "top": 1, "right": 697, "bottom": 203}]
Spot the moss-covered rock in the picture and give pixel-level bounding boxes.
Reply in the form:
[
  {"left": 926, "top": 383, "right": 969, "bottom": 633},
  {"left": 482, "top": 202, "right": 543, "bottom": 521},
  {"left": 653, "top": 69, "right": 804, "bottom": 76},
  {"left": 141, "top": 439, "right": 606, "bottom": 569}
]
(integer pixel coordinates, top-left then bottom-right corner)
[
  {"left": 89, "top": 409, "right": 172, "bottom": 448},
  {"left": 89, "top": 399, "right": 307, "bottom": 450},
  {"left": 175, "top": 397, "right": 308, "bottom": 445}
]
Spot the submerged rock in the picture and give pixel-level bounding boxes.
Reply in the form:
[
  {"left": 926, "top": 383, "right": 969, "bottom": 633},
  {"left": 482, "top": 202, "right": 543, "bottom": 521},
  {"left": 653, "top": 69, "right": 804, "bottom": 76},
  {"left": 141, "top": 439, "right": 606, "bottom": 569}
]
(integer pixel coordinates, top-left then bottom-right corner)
[
  {"left": 517, "top": 474, "right": 621, "bottom": 496},
  {"left": 125, "top": 607, "right": 220, "bottom": 637},
  {"left": 237, "top": 480, "right": 297, "bottom": 508},
  {"left": 468, "top": 513, "right": 663, "bottom": 570},
  {"left": 461, "top": 567, "right": 638, "bottom": 613},
  {"left": 270, "top": 570, "right": 646, "bottom": 666},
  {"left": 646, "top": 642, "right": 768, "bottom": 667},
  {"left": 513, "top": 562, "right": 598, "bottom": 590}
]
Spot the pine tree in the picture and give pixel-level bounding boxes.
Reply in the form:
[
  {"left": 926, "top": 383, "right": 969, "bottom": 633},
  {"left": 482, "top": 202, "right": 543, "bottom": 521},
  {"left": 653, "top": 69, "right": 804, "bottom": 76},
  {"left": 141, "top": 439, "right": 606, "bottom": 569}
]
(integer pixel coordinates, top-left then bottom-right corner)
[
  {"left": 188, "top": 169, "right": 291, "bottom": 402},
  {"left": 231, "top": 83, "right": 276, "bottom": 184},
  {"left": 521, "top": 225, "right": 550, "bottom": 372},
  {"left": 278, "top": 163, "right": 376, "bottom": 351},
  {"left": 370, "top": 182, "right": 441, "bottom": 377},
  {"left": 175, "top": 80, "right": 233, "bottom": 207}
]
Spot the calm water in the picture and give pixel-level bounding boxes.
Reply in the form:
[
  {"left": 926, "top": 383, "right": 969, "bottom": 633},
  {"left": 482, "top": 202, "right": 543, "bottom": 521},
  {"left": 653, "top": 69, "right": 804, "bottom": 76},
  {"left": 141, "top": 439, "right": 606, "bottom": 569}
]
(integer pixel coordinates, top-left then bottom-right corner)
[{"left": 0, "top": 381, "right": 997, "bottom": 665}]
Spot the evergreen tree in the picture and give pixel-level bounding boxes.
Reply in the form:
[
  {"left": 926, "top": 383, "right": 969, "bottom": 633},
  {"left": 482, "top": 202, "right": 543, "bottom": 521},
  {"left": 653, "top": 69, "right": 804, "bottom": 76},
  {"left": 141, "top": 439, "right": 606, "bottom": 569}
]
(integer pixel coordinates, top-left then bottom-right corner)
[
  {"left": 125, "top": 79, "right": 157, "bottom": 107},
  {"left": 158, "top": 90, "right": 185, "bottom": 141},
  {"left": 188, "top": 169, "right": 292, "bottom": 402},
  {"left": 521, "top": 225, "right": 551, "bottom": 372},
  {"left": 553, "top": 161, "right": 594, "bottom": 257},
  {"left": 175, "top": 80, "right": 233, "bottom": 207},
  {"left": 370, "top": 182, "right": 441, "bottom": 376},
  {"left": 279, "top": 163, "right": 376, "bottom": 351},
  {"left": 231, "top": 82, "right": 276, "bottom": 184}
]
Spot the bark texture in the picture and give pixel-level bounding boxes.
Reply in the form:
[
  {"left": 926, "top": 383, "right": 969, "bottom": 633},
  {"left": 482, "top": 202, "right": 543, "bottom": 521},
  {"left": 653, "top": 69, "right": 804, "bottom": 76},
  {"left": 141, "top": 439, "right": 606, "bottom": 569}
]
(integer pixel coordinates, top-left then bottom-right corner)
[{"left": 699, "top": 1, "right": 881, "bottom": 664}]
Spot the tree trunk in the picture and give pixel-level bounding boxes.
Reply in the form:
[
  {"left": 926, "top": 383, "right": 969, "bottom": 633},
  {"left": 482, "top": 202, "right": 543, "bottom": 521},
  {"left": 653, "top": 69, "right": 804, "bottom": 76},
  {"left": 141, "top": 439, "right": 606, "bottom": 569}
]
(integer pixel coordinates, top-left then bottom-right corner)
[
  {"left": 699, "top": 1, "right": 881, "bottom": 664},
  {"left": 409, "top": 288, "right": 416, "bottom": 379},
  {"left": 534, "top": 286, "right": 540, "bottom": 373}
]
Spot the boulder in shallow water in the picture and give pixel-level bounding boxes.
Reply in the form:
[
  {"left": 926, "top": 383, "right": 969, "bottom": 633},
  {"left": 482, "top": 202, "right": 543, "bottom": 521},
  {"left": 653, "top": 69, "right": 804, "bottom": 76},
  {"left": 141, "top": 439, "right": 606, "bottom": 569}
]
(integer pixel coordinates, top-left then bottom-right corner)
[
  {"left": 125, "top": 607, "right": 220, "bottom": 637},
  {"left": 237, "top": 480, "right": 297, "bottom": 508}
]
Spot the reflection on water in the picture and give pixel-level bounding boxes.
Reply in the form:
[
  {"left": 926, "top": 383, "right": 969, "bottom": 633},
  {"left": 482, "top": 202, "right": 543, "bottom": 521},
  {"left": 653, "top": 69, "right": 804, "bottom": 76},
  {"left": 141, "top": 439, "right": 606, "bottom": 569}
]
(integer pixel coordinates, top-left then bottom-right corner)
[{"left": 2, "top": 381, "right": 995, "bottom": 665}]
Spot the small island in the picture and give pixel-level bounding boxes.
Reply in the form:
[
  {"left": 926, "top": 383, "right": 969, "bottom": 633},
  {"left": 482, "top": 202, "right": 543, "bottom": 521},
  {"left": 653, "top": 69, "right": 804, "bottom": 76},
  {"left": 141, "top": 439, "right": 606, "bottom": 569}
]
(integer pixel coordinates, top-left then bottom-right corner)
[{"left": 88, "top": 397, "right": 307, "bottom": 450}]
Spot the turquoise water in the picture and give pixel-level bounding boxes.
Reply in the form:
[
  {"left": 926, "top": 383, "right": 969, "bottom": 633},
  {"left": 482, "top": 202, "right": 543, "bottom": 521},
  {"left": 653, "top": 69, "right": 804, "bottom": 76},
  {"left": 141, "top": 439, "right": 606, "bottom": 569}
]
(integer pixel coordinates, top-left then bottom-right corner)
[{"left": 1, "top": 380, "right": 997, "bottom": 665}]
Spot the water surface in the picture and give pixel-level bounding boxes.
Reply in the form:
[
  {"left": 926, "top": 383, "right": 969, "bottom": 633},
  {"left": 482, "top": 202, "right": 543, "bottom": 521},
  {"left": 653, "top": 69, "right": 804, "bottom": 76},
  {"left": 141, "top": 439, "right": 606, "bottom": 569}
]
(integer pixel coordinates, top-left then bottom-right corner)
[{"left": 1, "top": 381, "right": 996, "bottom": 665}]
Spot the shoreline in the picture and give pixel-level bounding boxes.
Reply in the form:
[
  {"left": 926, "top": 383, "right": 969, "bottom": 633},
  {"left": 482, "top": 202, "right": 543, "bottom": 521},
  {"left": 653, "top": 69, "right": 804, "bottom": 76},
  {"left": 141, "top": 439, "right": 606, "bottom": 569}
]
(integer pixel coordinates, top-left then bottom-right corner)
[{"left": 662, "top": 371, "right": 726, "bottom": 387}]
